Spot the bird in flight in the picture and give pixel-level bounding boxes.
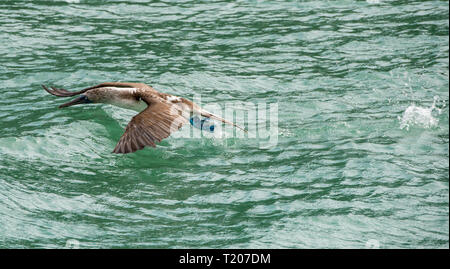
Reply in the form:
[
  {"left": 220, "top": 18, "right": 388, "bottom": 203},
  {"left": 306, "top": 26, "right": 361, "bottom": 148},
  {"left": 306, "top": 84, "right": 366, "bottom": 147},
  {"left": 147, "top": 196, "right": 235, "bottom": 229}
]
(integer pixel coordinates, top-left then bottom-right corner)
[{"left": 42, "top": 82, "right": 244, "bottom": 154}]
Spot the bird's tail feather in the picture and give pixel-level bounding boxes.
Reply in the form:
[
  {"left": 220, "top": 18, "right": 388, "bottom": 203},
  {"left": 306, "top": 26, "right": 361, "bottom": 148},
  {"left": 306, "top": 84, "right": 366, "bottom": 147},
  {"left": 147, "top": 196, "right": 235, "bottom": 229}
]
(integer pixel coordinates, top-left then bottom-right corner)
[{"left": 199, "top": 110, "right": 247, "bottom": 132}]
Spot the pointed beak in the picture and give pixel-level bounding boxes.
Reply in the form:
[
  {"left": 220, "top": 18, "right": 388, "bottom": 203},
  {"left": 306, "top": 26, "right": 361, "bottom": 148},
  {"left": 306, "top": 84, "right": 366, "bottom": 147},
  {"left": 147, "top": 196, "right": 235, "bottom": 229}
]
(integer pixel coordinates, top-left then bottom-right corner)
[{"left": 59, "top": 95, "right": 92, "bottom": 108}]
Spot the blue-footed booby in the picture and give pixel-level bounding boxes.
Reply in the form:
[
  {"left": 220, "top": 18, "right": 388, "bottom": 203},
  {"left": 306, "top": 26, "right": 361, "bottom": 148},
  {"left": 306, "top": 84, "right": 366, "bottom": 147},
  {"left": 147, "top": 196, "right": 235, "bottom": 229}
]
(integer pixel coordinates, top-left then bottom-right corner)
[{"left": 42, "top": 82, "right": 244, "bottom": 154}]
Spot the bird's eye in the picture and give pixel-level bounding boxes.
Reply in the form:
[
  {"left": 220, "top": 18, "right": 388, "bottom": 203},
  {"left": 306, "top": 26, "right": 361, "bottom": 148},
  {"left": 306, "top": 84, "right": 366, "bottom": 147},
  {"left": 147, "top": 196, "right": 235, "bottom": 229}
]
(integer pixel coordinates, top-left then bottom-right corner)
[{"left": 80, "top": 95, "right": 91, "bottom": 102}]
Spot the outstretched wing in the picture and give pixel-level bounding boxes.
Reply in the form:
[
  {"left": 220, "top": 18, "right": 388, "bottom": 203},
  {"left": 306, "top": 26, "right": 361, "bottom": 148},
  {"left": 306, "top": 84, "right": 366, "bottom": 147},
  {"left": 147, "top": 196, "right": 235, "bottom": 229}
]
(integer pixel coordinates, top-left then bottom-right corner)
[
  {"left": 42, "top": 82, "right": 150, "bottom": 97},
  {"left": 112, "top": 101, "right": 188, "bottom": 154}
]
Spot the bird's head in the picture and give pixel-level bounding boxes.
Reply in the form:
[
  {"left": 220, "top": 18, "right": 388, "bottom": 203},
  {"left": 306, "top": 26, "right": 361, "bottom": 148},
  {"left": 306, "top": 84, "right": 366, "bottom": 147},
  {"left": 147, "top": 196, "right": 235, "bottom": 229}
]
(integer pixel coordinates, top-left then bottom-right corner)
[
  {"left": 43, "top": 85, "right": 142, "bottom": 110},
  {"left": 59, "top": 94, "right": 92, "bottom": 108},
  {"left": 58, "top": 89, "right": 108, "bottom": 108}
]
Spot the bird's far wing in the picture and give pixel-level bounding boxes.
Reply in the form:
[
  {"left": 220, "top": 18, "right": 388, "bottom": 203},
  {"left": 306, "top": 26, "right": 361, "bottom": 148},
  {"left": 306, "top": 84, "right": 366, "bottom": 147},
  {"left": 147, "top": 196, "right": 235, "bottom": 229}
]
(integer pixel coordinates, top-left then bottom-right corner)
[
  {"left": 42, "top": 82, "right": 148, "bottom": 97},
  {"left": 112, "top": 101, "right": 188, "bottom": 154},
  {"left": 42, "top": 84, "right": 89, "bottom": 97}
]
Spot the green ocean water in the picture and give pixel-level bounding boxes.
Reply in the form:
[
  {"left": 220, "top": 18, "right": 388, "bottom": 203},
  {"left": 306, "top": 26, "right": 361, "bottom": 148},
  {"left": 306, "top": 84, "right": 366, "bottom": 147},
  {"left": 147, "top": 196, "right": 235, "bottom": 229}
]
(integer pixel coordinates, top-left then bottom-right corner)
[{"left": 0, "top": 0, "right": 448, "bottom": 249}]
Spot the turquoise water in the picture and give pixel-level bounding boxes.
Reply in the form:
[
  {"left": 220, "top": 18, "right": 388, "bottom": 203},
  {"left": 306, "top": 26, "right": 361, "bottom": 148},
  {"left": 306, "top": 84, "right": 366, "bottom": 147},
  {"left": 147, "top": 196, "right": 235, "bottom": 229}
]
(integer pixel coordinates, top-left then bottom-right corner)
[{"left": 0, "top": 0, "right": 448, "bottom": 248}]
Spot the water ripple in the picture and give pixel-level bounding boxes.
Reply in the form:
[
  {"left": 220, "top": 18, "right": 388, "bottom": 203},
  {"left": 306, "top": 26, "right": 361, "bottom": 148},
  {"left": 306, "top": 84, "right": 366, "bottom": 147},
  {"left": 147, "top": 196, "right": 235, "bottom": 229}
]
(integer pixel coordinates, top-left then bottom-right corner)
[{"left": 0, "top": 0, "right": 448, "bottom": 248}]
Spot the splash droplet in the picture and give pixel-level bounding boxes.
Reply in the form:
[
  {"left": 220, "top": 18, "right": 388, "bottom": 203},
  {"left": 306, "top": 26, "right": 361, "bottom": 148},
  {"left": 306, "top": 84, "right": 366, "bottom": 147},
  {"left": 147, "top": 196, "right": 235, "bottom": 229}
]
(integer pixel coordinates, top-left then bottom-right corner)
[{"left": 399, "top": 97, "right": 440, "bottom": 130}]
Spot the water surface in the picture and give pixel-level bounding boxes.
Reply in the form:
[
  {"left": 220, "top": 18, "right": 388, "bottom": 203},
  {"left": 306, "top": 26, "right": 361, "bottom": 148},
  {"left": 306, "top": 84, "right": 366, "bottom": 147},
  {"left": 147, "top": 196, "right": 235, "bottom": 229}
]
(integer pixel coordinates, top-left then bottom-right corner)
[{"left": 0, "top": 0, "right": 448, "bottom": 248}]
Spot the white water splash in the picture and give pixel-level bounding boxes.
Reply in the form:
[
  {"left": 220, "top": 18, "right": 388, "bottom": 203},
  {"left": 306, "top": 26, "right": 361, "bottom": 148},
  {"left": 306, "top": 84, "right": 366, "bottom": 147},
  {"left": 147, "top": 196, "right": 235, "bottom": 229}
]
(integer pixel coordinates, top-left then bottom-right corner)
[{"left": 399, "top": 96, "right": 443, "bottom": 130}]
